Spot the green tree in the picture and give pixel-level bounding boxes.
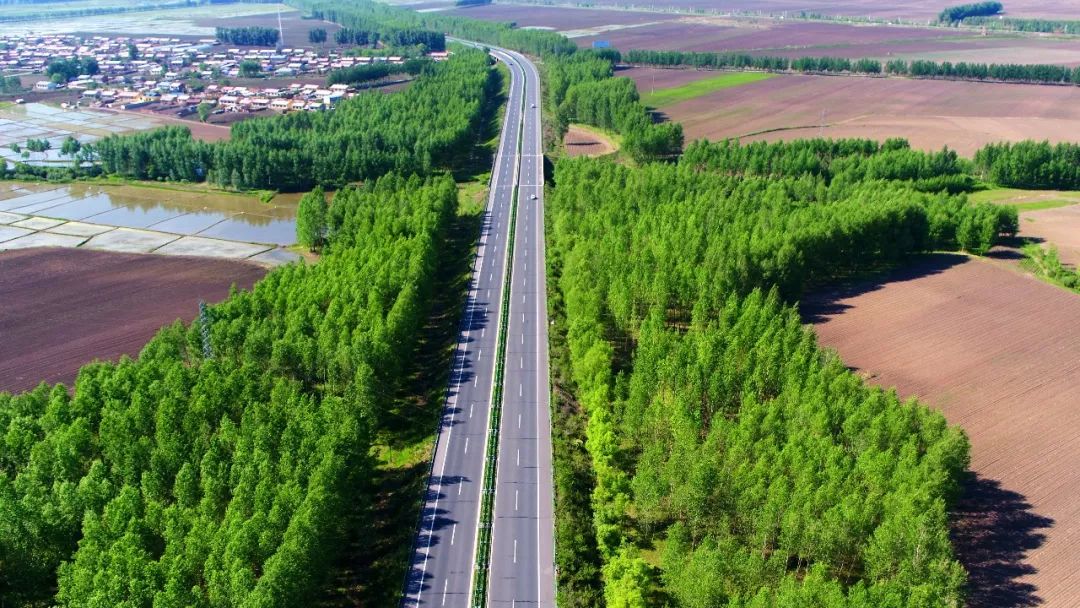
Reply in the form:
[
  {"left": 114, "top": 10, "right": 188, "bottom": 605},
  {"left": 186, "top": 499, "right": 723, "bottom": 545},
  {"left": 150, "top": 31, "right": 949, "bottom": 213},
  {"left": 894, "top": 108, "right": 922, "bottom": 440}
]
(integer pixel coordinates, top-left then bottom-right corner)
[
  {"left": 197, "top": 101, "right": 213, "bottom": 123},
  {"left": 296, "top": 186, "right": 328, "bottom": 251},
  {"left": 60, "top": 136, "right": 81, "bottom": 156},
  {"left": 309, "top": 28, "right": 328, "bottom": 44},
  {"left": 238, "top": 60, "right": 261, "bottom": 78}
]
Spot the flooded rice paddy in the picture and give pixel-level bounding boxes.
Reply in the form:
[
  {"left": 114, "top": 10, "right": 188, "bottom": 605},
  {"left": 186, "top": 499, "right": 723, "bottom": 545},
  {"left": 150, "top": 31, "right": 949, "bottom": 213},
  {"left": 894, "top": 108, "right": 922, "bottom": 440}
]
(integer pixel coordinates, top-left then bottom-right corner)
[
  {"left": 0, "top": 182, "right": 297, "bottom": 245},
  {"left": 0, "top": 103, "right": 164, "bottom": 167}
]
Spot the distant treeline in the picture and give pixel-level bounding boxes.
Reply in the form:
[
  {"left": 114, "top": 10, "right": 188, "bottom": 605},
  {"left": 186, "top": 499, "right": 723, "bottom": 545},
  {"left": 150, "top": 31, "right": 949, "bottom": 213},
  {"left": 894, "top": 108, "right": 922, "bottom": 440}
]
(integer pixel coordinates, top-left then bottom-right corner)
[
  {"left": 549, "top": 50, "right": 683, "bottom": 163},
  {"left": 326, "top": 57, "right": 429, "bottom": 85},
  {"left": 89, "top": 50, "right": 496, "bottom": 191},
  {"left": 938, "top": 1, "right": 1002, "bottom": 23},
  {"left": 962, "top": 15, "right": 1080, "bottom": 33},
  {"left": 287, "top": 0, "right": 578, "bottom": 57},
  {"left": 216, "top": 26, "right": 280, "bottom": 47},
  {"left": 623, "top": 49, "right": 1080, "bottom": 86},
  {"left": 333, "top": 26, "right": 444, "bottom": 50}
]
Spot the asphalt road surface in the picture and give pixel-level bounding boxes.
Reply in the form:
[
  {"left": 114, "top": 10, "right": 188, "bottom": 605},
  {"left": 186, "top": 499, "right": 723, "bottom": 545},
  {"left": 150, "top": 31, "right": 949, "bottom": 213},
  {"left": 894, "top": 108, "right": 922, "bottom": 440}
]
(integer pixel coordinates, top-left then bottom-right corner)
[
  {"left": 402, "top": 45, "right": 553, "bottom": 608},
  {"left": 487, "top": 48, "right": 555, "bottom": 608}
]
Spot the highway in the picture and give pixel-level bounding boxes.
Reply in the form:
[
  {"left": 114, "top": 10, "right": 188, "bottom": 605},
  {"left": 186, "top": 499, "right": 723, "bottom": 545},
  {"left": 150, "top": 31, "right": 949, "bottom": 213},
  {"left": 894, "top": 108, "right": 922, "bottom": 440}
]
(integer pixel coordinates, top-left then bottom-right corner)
[
  {"left": 402, "top": 45, "right": 553, "bottom": 608},
  {"left": 487, "top": 49, "right": 554, "bottom": 608}
]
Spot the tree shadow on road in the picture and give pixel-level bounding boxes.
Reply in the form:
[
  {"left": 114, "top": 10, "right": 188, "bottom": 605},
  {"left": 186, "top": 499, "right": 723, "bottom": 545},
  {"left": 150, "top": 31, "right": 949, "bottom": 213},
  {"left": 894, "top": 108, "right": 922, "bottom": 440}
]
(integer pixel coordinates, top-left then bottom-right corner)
[{"left": 950, "top": 473, "right": 1053, "bottom": 608}]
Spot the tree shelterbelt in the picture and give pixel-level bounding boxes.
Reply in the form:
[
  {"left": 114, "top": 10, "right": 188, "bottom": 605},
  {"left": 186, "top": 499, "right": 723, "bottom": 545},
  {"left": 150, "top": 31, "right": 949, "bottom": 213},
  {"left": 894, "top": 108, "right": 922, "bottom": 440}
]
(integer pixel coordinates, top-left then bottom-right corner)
[
  {"left": 90, "top": 51, "right": 495, "bottom": 191},
  {"left": 974, "top": 141, "right": 1080, "bottom": 190},
  {"left": 624, "top": 49, "right": 1080, "bottom": 86},
  {"left": 548, "top": 52, "right": 683, "bottom": 163},
  {"left": 548, "top": 141, "right": 1017, "bottom": 607},
  {"left": 0, "top": 174, "right": 458, "bottom": 607},
  {"left": 215, "top": 26, "right": 280, "bottom": 47},
  {"left": 285, "top": 0, "right": 577, "bottom": 57}
]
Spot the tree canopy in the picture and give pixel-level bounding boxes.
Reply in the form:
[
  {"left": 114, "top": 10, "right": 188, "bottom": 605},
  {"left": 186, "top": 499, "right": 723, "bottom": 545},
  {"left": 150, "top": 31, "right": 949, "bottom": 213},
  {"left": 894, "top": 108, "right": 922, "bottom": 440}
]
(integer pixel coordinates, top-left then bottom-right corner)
[
  {"left": 0, "top": 174, "right": 459, "bottom": 606},
  {"left": 548, "top": 139, "right": 1017, "bottom": 606}
]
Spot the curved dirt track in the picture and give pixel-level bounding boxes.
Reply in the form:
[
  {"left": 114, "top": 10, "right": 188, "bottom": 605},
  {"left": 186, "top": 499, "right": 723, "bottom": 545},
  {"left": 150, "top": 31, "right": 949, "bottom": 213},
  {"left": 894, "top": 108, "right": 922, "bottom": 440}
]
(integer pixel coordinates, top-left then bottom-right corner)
[
  {"left": 804, "top": 254, "right": 1080, "bottom": 607},
  {"left": 0, "top": 247, "right": 265, "bottom": 394}
]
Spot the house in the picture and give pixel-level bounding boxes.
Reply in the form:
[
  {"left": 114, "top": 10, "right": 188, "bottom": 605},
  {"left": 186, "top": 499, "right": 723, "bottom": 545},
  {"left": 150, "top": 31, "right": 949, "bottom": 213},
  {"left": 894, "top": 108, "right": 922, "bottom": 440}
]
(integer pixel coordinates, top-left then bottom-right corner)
[{"left": 33, "top": 80, "right": 56, "bottom": 91}]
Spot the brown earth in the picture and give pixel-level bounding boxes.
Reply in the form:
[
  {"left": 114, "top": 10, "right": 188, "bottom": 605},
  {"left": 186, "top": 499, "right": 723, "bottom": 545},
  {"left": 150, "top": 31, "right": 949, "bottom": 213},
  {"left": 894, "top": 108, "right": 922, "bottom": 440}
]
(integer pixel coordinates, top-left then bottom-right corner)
[
  {"left": 0, "top": 247, "right": 265, "bottom": 394},
  {"left": 1017, "top": 204, "right": 1080, "bottom": 266},
  {"left": 634, "top": 70, "right": 1080, "bottom": 156},
  {"left": 563, "top": 124, "right": 616, "bottom": 156},
  {"left": 562, "top": 0, "right": 1080, "bottom": 21},
  {"left": 570, "top": 18, "right": 1080, "bottom": 66},
  {"left": 446, "top": 4, "right": 680, "bottom": 28},
  {"left": 803, "top": 253, "right": 1080, "bottom": 607}
]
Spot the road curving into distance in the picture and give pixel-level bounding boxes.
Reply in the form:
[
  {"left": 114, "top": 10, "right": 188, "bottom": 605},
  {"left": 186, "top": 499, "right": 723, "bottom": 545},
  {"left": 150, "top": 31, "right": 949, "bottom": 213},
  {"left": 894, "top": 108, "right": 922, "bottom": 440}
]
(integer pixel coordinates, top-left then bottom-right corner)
[{"left": 401, "top": 43, "right": 554, "bottom": 608}]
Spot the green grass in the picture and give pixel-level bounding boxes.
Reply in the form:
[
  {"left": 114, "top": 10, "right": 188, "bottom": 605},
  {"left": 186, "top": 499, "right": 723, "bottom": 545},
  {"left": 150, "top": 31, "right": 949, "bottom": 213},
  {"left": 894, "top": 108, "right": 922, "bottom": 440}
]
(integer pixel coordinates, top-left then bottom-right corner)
[
  {"left": 641, "top": 71, "right": 774, "bottom": 107},
  {"left": 969, "top": 187, "right": 1080, "bottom": 211},
  {"left": 1011, "top": 199, "right": 1079, "bottom": 212}
]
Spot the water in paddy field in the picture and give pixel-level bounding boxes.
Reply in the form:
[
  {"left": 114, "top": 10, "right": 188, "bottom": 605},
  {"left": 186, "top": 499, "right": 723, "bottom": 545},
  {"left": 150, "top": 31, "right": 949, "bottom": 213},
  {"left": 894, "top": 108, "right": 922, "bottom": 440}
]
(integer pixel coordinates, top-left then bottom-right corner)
[
  {"left": 0, "top": 183, "right": 298, "bottom": 246},
  {"left": 0, "top": 103, "right": 167, "bottom": 168}
]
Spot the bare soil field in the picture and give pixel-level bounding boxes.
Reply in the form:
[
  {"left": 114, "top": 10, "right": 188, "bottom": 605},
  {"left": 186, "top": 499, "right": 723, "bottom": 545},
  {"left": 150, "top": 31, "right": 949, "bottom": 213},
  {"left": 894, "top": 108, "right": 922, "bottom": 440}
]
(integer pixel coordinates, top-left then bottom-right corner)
[
  {"left": 0, "top": 247, "right": 265, "bottom": 394},
  {"left": 567, "top": 0, "right": 1080, "bottom": 21},
  {"left": 572, "top": 18, "right": 1080, "bottom": 65},
  {"left": 803, "top": 253, "right": 1080, "bottom": 607},
  {"left": 447, "top": 4, "right": 679, "bottom": 28},
  {"left": 635, "top": 71, "right": 1080, "bottom": 156},
  {"left": 1017, "top": 204, "right": 1080, "bottom": 266},
  {"left": 563, "top": 124, "right": 616, "bottom": 156}
]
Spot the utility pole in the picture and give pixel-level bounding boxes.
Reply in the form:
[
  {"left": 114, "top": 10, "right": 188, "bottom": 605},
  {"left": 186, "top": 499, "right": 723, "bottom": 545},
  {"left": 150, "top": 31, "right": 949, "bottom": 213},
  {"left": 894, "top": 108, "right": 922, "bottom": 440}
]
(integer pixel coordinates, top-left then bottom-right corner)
[{"left": 277, "top": 10, "right": 285, "bottom": 51}]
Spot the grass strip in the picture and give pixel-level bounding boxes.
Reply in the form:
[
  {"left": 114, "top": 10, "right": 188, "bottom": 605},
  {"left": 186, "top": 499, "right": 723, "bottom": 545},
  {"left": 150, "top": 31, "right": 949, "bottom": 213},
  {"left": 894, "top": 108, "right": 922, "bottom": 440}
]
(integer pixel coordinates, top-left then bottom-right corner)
[{"left": 641, "top": 71, "right": 774, "bottom": 107}]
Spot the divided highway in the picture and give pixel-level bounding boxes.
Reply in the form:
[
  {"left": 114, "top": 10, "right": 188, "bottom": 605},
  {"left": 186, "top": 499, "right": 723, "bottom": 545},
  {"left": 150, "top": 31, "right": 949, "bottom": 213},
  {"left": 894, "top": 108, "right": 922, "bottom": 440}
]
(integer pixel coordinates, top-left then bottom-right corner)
[
  {"left": 487, "top": 49, "right": 555, "bottom": 608},
  {"left": 402, "top": 45, "right": 553, "bottom": 608}
]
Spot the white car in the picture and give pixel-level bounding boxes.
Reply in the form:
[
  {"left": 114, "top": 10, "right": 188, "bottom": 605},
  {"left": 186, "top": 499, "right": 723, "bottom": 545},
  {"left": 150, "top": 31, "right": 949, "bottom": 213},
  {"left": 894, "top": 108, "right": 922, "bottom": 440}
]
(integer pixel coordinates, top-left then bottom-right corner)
[
  {"left": 530, "top": 104, "right": 536, "bottom": 108},
  {"left": 529, "top": 194, "right": 538, "bottom": 200}
]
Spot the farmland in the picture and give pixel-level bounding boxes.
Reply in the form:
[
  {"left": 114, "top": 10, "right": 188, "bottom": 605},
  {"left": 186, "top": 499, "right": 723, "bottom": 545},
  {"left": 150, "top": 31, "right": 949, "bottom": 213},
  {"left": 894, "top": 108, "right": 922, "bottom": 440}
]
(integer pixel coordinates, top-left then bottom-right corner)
[
  {"left": 804, "top": 253, "right": 1080, "bottom": 607},
  {"left": 0, "top": 247, "right": 264, "bottom": 394},
  {"left": 0, "top": 1, "right": 289, "bottom": 36},
  {"left": 562, "top": 123, "right": 616, "bottom": 156},
  {"left": 541, "top": 0, "right": 1080, "bottom": 21},
  {"left": 639, "top": 70, "right": 773, "bottom": 106},
  {"left": 624, "top": 68, "right": 1080, "bottom": 155}
]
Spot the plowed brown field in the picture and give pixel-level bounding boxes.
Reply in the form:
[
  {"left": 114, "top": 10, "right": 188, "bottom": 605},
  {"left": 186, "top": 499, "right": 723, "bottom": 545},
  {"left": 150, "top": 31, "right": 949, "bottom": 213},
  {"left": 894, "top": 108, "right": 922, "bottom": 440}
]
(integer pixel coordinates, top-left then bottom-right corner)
[
  {"left": 636, "top": 71, "right": 1080, "bottom": 156},
  {"left": 0, "top": 248, "right": 265, "bottom": 394},
  {"left": 803, "top": 253, "right": 1080, "bottom": 607}
]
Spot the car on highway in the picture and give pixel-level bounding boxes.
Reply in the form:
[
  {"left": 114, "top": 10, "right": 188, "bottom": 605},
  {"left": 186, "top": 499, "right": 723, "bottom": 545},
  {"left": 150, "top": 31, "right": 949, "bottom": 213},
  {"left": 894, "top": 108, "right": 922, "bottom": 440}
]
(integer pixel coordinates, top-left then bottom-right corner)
[{"left": 530, "top": 194, "right": 538, "bottom": 200}]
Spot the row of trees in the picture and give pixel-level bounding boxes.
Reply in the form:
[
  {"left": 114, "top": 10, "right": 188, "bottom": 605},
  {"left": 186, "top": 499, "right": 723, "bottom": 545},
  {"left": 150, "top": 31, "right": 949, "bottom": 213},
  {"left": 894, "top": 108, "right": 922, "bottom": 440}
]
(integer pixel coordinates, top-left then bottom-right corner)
[
  {"left": 326, "top": 57, "right": 429, "bottom": 86},
  {"left": 548, "top": 52, "right": 683, "bottom": 163},
  {"left": 962, "top": 15, "right": 1080, "bottom": 33},
  {"left": 623, "top": 48, "right": 1080, "bottom": 86},
  {"left": 287, "top": 0, "right": 579, "bottom": 57},
  {"left": 680, "top": 138, "right": 977, "bottom": 193},
  {"left": 215, "top": 26, "right": 280, "bottom": 47},
  {"left": 973, "top": 141, "right": 1080, "bottom": 189},
  {"left": 938, "top": 1, "right": 1002, "bottom": 23},
  {"left": 0, "top": 173, "right": 459, "bottom": 606},
  {"left": 333, "top": 26, "right": 445, "bottom": 51},
  {"left": 90, "top": 50, "right": 497, "bottom": 190},
  {"left": 308, "top": 27, "right": 327, "bottom": 43},
  {"left": 548, "top": 139, "right": 1018, "bottom": 607}
]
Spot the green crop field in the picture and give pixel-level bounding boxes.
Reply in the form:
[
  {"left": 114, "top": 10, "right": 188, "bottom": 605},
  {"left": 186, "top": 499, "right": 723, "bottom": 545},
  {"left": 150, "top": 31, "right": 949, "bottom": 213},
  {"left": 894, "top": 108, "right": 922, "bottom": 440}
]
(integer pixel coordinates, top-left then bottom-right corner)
[{"left": 641, "top": 71, "right": 774, "bottom": 107}]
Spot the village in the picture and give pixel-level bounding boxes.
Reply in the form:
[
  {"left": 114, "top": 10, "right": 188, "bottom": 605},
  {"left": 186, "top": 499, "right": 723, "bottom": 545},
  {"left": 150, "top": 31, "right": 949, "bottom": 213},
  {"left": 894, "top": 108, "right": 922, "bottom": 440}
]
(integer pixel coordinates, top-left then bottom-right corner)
[{"left": 0, "top": 33, "right": 446, "bottom": 115}]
